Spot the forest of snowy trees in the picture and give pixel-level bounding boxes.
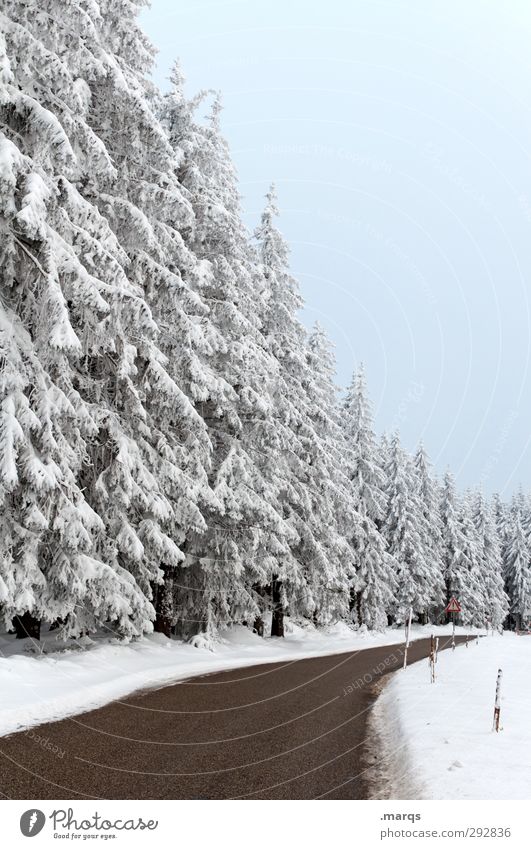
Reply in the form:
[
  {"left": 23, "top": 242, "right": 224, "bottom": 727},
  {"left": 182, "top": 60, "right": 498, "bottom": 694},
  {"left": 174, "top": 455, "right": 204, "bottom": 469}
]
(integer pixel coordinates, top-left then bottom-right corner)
[{"left": 0, "top": 0, "right": 530, "bottom": 644}]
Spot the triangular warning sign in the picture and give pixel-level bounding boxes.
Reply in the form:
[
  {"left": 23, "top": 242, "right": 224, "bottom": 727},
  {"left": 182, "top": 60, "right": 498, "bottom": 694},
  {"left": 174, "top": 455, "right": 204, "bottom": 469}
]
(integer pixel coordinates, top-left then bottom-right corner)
[{"left": 445, "top": 597, "right": 462, "bottom": 613}]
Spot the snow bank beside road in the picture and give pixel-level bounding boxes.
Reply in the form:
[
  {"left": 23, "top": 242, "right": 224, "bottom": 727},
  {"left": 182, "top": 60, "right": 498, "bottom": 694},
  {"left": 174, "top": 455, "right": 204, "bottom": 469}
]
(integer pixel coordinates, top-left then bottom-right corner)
[
  {"left": 375, "top": 632, "right": 531, "bottom": 799},
  {"left": 0, "top": 621, "right": 472, "bottom": 738}
]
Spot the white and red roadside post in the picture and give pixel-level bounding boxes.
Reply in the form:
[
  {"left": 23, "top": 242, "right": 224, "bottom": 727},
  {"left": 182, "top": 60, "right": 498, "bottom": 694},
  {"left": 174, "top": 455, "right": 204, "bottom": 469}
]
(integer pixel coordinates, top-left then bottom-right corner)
[
  {"left": 493, "top": 668, "right": 503, "bottom": 732},
  {"left": 403, "top": 607, "right": 413, "bottom": 670},
  {"left": 429, "top": 634, "right": 436, "bottom": 683}
]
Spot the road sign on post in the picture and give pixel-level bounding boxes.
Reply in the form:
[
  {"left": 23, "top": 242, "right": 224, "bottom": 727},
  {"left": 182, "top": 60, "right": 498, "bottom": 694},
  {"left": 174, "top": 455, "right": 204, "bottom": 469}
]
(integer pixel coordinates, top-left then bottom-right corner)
[
  {"left": 445, "top": 597, "right": 462, "bottom": 614},
  {"left": 445, "top": 598, "right": 461, "bottom": 650}
]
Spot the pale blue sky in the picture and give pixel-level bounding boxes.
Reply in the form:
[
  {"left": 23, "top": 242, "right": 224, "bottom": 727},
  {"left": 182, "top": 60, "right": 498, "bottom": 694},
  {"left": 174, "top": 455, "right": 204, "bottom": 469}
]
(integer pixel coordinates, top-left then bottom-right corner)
[{"left": 141, "top": 0, "right": 531, "bottom": 495}]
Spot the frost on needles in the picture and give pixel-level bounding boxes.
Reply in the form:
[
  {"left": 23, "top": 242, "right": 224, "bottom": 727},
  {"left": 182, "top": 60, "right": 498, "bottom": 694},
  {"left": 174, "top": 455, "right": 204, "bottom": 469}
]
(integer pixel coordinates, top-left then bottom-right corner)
[{"left": 0, "top": 0, "right": 525, "bottom": 643}]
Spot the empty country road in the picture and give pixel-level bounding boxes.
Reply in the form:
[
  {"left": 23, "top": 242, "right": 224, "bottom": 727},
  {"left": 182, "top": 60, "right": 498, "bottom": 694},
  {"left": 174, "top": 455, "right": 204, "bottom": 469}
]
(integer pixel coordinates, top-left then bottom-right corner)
[{"left": 0, "top": 635, "right": 469, "bottom": 800}]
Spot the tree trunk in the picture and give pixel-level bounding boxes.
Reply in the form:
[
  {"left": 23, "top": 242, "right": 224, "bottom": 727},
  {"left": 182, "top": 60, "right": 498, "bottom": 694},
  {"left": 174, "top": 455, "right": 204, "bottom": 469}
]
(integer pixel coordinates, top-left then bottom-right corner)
[
  {"left": 271, "top": 578, "right": 284, "bottom": 637},
  {"left": 348, "top": 588, "right": 362, "bottom": 626},
  {"left": 445, "top": 577, "right": 452, "bottom": 624},
  {"left": 154, "top": 608, "right": 172, "bottom": 638},
  {"left": 153, "top": 567, "right": 173, "bottom": 638},
  {"left": 13, "top": 612, "right": 41, "bottom": 640},
  {"left": 253, "top": 616, "right": 264, "bottom": 637},
  {"left": 356, "top": 590, "right": 362, "bottom": 626}
]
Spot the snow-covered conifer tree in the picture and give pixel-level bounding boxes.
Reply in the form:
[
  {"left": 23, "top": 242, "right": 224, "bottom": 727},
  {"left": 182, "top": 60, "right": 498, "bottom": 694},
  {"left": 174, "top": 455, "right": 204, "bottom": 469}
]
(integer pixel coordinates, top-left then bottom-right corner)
[
  {"left": 471, "top": 490, "right": 508, "bottom": 629},
  {"left": 303, "top": 325, "right": 359, "bottom": 624},
  {"left": 381, "top": 434, "right": 438, "bottom": 622},
  {"left": 163, "top": 78, "right": 296, "bottom": 640},
  {"left": 503, "top": 511, "right": 531, "bottom": 629},
  {"left": 0, "top": 0, "right": 161, "bottom": 637},
  {"left": 440, "top": 472, "right": 463, "bottom": 607},
  {"left": 413, "top": 443, "right": 445, "bottom": 617},
  {"left": 255, "top": 188, "right": 344, "bottom": 634},
  {"left": 1, "top": 0, "right": 523, "bottom": 648},
  {"left": 456, "top": 494, "right": 489, "bottom": 626},
  {"left": 343, "top": 367, "right": 395, "bottom": 628},
  {"left": 66, "top": 9, "right": 226, "bottom": 638},
  {"left": 492, "top": 492, "right": 509, "bottom": 548}
]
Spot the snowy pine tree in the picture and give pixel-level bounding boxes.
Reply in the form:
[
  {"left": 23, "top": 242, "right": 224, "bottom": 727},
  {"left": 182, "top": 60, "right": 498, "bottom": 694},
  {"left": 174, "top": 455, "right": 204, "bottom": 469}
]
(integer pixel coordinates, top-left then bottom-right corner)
[
  {"left": 381, "top": 434, "right": 438, "bottom": 623},
  {"left": 503, "top": 511, "right": 531, "bottom": 629},
  {"left": 456, "top": 494, "right": 489, "bottom": 627},
  {"left": 440, "top": 472, "right": 463, "bottom": 607},
  {"left": 255, "top": 188, "right": 334, "bottom": 635},
  {"left": 303, "top": 325, "right": 358, "bottom": 624},
  {"left": 0, "top": 0, "right": 524, "bottom": 646},
  {"left": 413, "top": 443, "right": 446, "bottom": 618},
  {"left": 0, "top": 0, "right": 160, "bottom": 637},
  {"left": 343, "top": 367, "right": 395, "bottom": 628},
  {"left": 471, "top": 490, "right": 508, "bottom": 630},
  {"left": 163, "top": 79, "right": 296, "bottom": 640}
]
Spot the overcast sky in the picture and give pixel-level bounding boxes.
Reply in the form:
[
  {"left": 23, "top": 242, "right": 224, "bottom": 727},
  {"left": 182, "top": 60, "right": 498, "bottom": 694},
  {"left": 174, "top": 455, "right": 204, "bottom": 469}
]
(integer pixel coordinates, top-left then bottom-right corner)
[{"left": 141, "top": 0, "right": 531, "bottom": 495}]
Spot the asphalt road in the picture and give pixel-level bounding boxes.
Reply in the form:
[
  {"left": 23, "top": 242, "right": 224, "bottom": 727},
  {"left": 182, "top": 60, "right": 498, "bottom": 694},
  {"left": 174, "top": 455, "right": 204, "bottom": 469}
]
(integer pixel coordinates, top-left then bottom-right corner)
[{"left": 0, "top": 634, "right": 470, "bottom": 799}]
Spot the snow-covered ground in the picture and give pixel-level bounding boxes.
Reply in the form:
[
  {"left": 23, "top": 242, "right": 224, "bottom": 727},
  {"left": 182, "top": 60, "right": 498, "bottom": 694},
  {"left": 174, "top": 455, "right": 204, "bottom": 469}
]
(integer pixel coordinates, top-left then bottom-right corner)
[
  {"left": 0, "top": 620, "right": 472, "bottom": 738},
  {"left": 374, "top": 631, "right": 531, "bottom": 799}
]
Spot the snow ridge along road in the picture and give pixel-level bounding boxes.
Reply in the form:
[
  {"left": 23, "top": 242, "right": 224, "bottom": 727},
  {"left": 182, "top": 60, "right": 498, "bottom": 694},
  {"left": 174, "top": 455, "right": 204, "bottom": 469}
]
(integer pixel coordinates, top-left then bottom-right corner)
[
  {"left": 374, "top": 631, "right": 531, "bottom": 800},
  {"left": 0, "top": 635, "right": 469, "bottom": 800}
]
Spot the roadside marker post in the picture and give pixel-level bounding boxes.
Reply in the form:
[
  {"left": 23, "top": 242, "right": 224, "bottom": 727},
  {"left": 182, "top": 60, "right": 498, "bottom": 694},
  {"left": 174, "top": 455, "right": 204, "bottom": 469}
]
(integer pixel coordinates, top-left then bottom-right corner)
[
  {"left": 429, "top": 634, "right": 436, "bottom": 683},
  {"left": 493, "top": 668, "right": 503, "bottom": 732},
  {"left": 403, "top": 607, "right": 413, "bottom": 670}
]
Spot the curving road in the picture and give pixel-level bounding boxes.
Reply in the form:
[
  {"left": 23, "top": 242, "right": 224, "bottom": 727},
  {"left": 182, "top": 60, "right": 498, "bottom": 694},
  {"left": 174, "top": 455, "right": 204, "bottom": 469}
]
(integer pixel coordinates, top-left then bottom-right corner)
[{"left": 0, "top": 635, "right": 469, "bottom": 799}]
